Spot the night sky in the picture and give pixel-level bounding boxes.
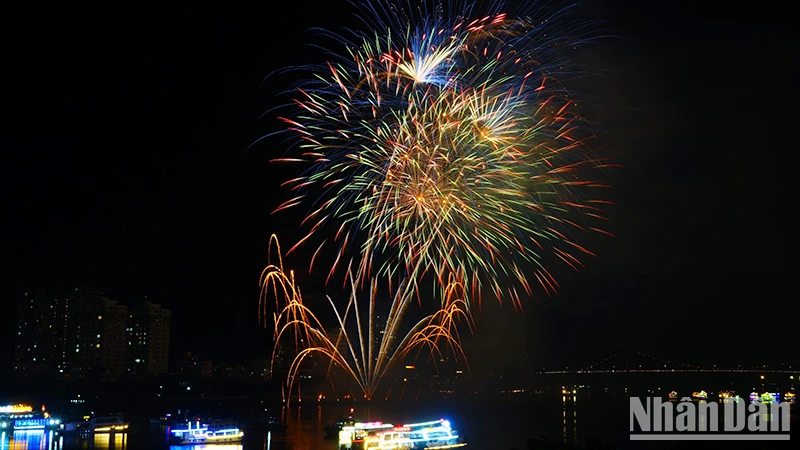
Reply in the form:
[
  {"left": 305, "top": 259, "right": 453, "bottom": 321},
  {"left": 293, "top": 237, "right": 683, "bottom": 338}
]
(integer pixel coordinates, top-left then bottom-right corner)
[{"left": 1, "top": 0, "right": 792, "bottom": 370}]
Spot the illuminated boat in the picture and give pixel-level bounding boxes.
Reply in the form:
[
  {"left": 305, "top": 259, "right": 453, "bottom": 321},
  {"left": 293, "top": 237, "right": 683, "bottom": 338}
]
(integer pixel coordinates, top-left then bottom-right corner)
[
  {"left": 404, "top": 419, "right": 465, "bottom": 449},
  {"left": 339, "top": 421, "right": 394, "bottom": 449},
  {"left": 363, "top": 428, "right": 414, "bottom": 449},
  {"left": 370, "top": 420, "right": 465, "bottom": 449},
  {"left": 89, "top": 416, "right": 129, "bottom": 433},
  {"left": 340, "top": 419, "right": 466, "bottom": 449},
  {"left": 0, "top": 404, "right": 61, "bottom": 432},
  {"left": 169, "top": 419, "right": 244, "bottom": 445},
  {"left": 760, "top": 392, "right": 778, "bottom": 403},
  {"left": 668, "top": 391, "right": 678, "bottom": 400},
  {"left": 62, "top": 415, "right": 128, "bottom": 434},
  {"left": 691, "top": 390, "right": 707, "bottom": 400},
  {"left": 206, "top": 419, "right": 245, "bottom": 442},
  {"left": 785, "top": 392, "right": 796, "bottom": 402},
  {"left": 719, "top": 390, "right": 739, "bottom": 400}
]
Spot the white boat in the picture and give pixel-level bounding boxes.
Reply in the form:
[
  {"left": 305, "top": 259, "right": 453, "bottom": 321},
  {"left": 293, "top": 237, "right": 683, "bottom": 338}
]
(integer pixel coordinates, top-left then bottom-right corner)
[
  {"left": 353, "top": 419, "right": 465, "bottom": 450},
  {"left": 339, "top": 421, "right": 394, "bottom": 449},
  {"left": 364, "top": 429, "right": 413, "bottom": 449},
  {"left": 170, "top": 420, "right": 244, "bottom": 445},
  {"left": 403, "top": 419, "right": 465, "bottom": 449}
]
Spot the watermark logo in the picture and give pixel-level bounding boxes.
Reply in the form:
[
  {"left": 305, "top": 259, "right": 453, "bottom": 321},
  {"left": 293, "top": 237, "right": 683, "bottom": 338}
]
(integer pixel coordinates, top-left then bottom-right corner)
[{"left": 630, "top": 397, "right": 791, "bottom": 440}]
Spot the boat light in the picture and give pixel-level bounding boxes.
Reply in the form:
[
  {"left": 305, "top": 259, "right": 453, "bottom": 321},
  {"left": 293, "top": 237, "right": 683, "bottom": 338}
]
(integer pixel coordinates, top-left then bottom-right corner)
[
  {"left": 0, "top": 405, "right": 33, "bottom": 414},
  {"left": 171, "top": 428, "right": 209, "bottom": 434}
]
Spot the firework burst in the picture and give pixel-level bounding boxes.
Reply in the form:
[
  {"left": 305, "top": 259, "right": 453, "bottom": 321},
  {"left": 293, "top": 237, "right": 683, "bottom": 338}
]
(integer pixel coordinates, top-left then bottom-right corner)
[{"left": 267, "top": 0, "right": 615, "bottom": 308}]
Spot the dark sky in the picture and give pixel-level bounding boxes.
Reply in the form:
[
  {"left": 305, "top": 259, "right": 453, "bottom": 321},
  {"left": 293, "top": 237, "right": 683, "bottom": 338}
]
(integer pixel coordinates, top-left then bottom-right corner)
[{"left": 1, "top": 0, "right": 792, "bottom": 370}]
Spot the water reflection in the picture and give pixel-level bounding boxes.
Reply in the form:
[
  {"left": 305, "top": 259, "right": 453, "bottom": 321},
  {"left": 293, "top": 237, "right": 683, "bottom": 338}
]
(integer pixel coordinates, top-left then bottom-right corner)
[
  {"left": 167, "top": 446, "right": 242, "bottom": 450},
  {"left": 572, "top": 408, "right": 577, "bottom": 443},
  {"left": 0, "top": 431, "right": 59, "bottom": 450},
  {"left": 3, "top": 397, "right": 791, "bottom": 450},
  {"left": 0, "top": 431, "right": 130, "bottom": 450},
  {"left": 561, "top": 392, "right": 578, "bottom": 445},
  {"left": 90, "top": 433, "right": 127, "bottom": 449},
  {"left": 1, "top": 431, "right": 246, "bottom": 450}
]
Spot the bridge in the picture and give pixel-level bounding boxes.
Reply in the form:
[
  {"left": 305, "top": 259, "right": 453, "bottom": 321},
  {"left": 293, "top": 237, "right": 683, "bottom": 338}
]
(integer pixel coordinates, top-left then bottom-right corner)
[{"left": 541, "top": 350, "right": 800, "bottom": 375}]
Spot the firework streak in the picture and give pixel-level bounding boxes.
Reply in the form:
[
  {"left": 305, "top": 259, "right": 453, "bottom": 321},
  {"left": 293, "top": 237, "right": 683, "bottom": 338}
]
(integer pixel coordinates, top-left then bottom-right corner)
[{"left": 261, "top": 235, "right": 472, "bottom": 402}]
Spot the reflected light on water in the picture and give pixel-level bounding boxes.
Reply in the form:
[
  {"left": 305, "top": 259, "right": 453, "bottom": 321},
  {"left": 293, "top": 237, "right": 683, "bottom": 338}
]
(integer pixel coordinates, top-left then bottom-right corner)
[
  {"left": 1, "top": 430, "right": 59, "bottom": 450},
  {"left": 168, "top": 446, "right": 242, "bottom": 450},
  {"left": 92, "top": 433, "right": 127, "bottom": 449},
  {"left": 561, "top": 391, "right": 578, "bottom": 446}
]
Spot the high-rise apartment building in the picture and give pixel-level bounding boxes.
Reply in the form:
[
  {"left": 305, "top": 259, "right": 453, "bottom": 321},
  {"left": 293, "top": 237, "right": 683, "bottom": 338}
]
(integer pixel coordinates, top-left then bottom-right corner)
[
  {"left": 14, "top": 289, "right": 70, "bottom": 375},
  {"left": 127, "top": 301, "right": 171, "bottom": 377},
  {"left": 67, "top": 292, "right": 128, "bottom": 379}
]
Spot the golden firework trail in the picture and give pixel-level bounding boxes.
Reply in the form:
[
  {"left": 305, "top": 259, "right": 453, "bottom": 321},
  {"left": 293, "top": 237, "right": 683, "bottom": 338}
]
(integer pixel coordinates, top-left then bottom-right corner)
[{"left": 260, "top": 235, "right": 473, "bottom": 403}]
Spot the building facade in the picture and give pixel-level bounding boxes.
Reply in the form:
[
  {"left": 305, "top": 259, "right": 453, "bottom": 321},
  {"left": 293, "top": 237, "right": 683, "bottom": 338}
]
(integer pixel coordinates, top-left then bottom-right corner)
[
  {"left": 67, "top": 292, "right": 128, "bottom": 379},
  {"left": 14, "top": 289, "right": 70, "bottom": 375},
  {"left": 127, "top": 301, "right": 171, "bottom": 377}
]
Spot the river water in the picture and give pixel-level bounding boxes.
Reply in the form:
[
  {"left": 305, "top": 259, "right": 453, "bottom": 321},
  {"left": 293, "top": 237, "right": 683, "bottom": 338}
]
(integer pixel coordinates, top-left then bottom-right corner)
[{"left": 1, "top": 397, "right": 795, "bottom": 450}]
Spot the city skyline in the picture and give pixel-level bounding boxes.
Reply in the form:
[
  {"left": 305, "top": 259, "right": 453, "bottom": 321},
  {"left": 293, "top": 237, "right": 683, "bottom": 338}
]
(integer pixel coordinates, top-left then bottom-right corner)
[{"left": 12, "top": 288, "right": 171, "bottom": 380}]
